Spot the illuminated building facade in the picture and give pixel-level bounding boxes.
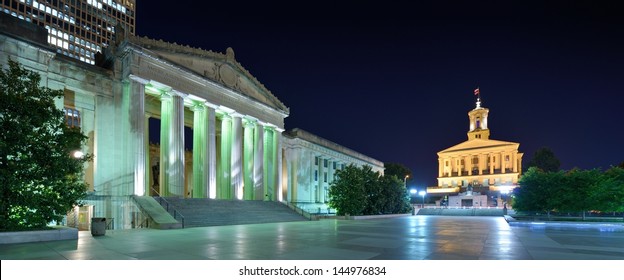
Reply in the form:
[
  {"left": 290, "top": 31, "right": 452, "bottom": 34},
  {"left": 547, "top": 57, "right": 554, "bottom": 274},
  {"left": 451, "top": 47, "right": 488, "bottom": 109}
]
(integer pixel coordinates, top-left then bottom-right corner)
[
  {"left": 282, "top": 128, "right": 384, "bottom": 211},
  {"left": 1, "top": 0, "right": 135, "bottom": 64},
  {"left": 427, "top": 96, "right": 523, "bottom": 207},
  {"left": 1, "top": 15, "right": 384, "bottom": 229}
]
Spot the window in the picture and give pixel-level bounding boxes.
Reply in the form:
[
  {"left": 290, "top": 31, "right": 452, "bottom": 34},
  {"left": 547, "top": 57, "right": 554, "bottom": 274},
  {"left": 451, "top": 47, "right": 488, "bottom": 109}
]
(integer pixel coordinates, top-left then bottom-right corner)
[
  {"left": 315, "top": 157, "right": 318, "bottom": 166},
  {"left": 505, "top": 155, "right": 510, "bottom": 161},
  {"left": 314, "top": 170, "right": 318, "bottom": 181},
  {"left": 64, "top": 107, "right": 80, "bottom": 128},
  {"left": 324, "top": 172, "right": 327, "bottom": 183},
  {"left": 324, "top": 159, "right": 328, "bottom": 168},
  {"left": 333, "top": 162, "right": 336, "bottom": 169}
]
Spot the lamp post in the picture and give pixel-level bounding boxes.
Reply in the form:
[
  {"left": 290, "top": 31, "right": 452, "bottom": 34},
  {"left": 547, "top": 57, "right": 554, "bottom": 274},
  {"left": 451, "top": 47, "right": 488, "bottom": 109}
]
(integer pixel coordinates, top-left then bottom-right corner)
[
  {"left": 418, "top": 190, "right": 426, "bottom": 209},
  {"left": 404, "top": 175, "right": 409, "bottom": 187}
]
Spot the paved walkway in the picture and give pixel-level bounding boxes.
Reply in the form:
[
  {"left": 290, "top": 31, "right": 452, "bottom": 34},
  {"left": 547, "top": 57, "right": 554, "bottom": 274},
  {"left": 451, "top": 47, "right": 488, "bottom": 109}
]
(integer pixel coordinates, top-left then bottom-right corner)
[{"left": 1, "top": 216, "right": 623, "bottom": 260}]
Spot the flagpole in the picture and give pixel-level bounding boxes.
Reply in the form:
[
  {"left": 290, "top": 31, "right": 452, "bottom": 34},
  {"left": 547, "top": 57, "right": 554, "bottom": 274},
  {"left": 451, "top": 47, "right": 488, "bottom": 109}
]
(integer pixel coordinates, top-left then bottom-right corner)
[{"left": 474, "top": 87, "right": 481, "bottom": 108}]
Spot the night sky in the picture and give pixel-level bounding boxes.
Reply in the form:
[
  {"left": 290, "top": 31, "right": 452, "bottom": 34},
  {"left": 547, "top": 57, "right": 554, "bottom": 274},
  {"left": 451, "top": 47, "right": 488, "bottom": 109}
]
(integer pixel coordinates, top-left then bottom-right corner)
[{"left": 136, "top": 1, "right": 623, "bottom": 189}]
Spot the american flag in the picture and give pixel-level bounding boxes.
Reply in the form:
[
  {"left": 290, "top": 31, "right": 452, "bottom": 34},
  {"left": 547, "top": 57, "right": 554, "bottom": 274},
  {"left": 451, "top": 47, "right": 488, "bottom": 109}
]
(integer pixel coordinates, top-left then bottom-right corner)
[{"left": 474, "top": 88, "right": 480, "bottom": 95}]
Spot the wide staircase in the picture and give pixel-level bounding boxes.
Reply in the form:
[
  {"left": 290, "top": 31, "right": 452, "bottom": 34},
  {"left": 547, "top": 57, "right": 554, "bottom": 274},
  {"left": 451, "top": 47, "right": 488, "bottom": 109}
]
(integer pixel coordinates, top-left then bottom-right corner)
[
  {"left": 417, "top": 208, "right": 505, "bottom": 216},
  {"left": 164, "top": 198, "right": 309, "bottom": 228}
]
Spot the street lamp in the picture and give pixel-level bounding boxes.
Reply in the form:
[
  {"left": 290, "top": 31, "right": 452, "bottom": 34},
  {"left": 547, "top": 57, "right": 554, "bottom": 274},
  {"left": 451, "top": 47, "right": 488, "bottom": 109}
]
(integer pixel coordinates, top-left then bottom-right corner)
[
  {"left": 72, "top": 150, "right": 84, "bottom": 159},
  {"left": 418, "top": 190, "right": 426, "bottom": 208},
  {"left": 404, "top": 175, "right": 409, "bottom": 187}
]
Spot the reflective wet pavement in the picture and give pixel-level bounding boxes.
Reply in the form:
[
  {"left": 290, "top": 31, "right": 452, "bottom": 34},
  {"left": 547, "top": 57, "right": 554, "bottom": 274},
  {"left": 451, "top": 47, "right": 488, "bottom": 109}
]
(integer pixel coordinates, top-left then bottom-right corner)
[{"left": 1, "top": 216, "right": 623, "bottom": 260}]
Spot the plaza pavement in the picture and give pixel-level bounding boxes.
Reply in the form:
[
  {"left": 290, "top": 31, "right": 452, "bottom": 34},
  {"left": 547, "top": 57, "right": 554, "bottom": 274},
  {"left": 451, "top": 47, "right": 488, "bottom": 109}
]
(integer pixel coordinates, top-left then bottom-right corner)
[{"left": 0, "top": 215, "right": 623, "bottom": 260}]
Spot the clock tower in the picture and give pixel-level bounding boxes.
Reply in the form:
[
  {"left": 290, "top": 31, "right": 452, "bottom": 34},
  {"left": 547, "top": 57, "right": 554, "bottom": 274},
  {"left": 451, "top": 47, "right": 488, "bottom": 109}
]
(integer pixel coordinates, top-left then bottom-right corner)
[{"left": 467, "top": 97, "right": 490, "bottom": 140}]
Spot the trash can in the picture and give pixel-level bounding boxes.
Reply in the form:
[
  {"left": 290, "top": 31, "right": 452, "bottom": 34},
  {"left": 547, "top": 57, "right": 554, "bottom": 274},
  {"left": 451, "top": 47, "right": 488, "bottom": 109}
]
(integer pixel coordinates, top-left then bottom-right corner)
[{"left": 91, "top": 217, "right": 106, "bottom": 236}]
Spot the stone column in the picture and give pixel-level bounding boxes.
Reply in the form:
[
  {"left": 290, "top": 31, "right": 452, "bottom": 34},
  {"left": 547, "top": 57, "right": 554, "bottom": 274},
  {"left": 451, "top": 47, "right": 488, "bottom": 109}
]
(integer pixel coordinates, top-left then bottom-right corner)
[
  {"left": 243, "top": 120, "right": 255, "bottom": 200},
  {"left": 276, "top": 134, "right": 283, "bottom": 202},
  {"left": 318, "top": 157, "right": 325, "bottom": 203},
  {"left": 501, "top": 152, "right": 506, "bottom": 174},
  {"left": 126, "top": 77, "right": 146, "bottom": 196},
  {"left": 489, "top": 153, "right": 494, "bottom": 174},
  {"left": 466, "top": 155, "right": 472, "bottom": 176},
  {"left": 231, "top": 114, "right": 243, "bottom": 200},
  {"left": 512, "top": 152, "right": 518, "bottom": 173},
  {"left": 479, "top": 154, "right": 484, "bottom": 175},
  {"left": 287, "top": 148, "right": 299, "bottom": 202},
  {"left": 219, "top": 114, "right": 232, "bottom": 199},
  {"left": 160, "top": 91, "right": 185, "bottom": 197},
  {"left": 438, "top": 158, "right": 443, "bottom": 177},
  {"left": 263, "top": 126, "right": 277, "bottom": 201},
  {"left": 207, "top": 106, "right": 217, "bottom": 198},
  {"left": 192, "top": 103, "right": 209, "bottom": 198},
  {"left": 253, "top": 123, "right": 264, "bottom": 200}
]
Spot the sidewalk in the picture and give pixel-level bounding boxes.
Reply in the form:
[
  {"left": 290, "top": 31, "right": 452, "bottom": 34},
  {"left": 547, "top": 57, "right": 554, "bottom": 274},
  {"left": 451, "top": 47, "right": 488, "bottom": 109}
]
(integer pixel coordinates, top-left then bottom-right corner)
[{"left": 1, "top": 216, "right": 623, "bottom": 260}]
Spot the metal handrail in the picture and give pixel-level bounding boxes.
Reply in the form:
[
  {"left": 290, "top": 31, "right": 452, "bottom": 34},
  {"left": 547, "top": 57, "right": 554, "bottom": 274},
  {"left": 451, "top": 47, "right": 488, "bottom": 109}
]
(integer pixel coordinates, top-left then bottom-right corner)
[{"left": 151, "top": 188, "right": 185, "bottom": 228}]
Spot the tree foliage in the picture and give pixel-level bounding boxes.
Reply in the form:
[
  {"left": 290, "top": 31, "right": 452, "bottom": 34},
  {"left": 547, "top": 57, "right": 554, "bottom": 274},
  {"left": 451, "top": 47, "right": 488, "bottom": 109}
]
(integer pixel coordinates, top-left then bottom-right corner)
[
  {"left": 0, "top": 60, "right": 91, "bottom": 231},
  {"left": 383, "top": 162, "right": 412, "bottom": 182},
  {"left": 527, "top": 147, "right": 561, "bottom": 172},
  {"left": 591, "top": 166, "right": 624, "bottom": 213},
  {"left": 328, "top": 164, "right": 411, "bottom": 216},
  {"left": 328, "top": 165, "right": 368, "bottom": 216},
  {"left": 514, "top": 166, "right": 624, "bottom": 217}
]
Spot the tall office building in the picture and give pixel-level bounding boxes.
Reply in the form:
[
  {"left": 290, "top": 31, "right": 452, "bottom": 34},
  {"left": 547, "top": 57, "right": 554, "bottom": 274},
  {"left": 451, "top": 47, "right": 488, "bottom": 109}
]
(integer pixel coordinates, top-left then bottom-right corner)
[{"left": 1, "top": 0, "right": 135, "bottom": 64}]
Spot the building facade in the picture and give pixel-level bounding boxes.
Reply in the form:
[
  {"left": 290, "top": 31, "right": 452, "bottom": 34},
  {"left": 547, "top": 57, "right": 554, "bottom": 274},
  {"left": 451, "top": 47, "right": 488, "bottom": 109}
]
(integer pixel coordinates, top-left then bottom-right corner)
[
  {"left": 1, "top": 0, "right": 135, "bottom": 64},
  {"left": 1, "top": 15, "right": 385, "bottom": 229},
  {"left": 427, "top": 97, "right": 523, "bottom": 206},
  {"left": 282, "top": 128, "right": 384, "bottom": 212}
]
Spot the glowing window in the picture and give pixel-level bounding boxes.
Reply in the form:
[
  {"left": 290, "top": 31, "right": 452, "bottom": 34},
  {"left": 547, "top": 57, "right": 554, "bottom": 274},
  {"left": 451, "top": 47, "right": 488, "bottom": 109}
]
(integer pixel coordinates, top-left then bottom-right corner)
[{"left": 64, "top": 107, "right": 81, "bottom": 128}]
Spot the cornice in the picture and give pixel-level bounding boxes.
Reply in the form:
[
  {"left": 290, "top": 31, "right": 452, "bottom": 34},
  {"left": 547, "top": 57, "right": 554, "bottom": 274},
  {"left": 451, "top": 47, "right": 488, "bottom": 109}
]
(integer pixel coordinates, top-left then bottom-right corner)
[{"left": 124, "top": 35, "right": 288, "bottom": 113}]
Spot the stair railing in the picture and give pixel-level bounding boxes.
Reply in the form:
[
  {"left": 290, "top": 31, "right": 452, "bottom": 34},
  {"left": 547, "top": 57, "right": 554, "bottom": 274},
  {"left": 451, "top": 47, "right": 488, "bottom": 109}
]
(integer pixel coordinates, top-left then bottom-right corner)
[{"left": 151, "top": 188, "right": 185, "bottom": 228}]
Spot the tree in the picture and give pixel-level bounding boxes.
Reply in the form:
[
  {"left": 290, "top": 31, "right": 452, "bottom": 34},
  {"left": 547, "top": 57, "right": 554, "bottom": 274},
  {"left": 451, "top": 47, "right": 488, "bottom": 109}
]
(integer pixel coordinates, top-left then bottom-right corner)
[
  {"left": 379, "top": 175, "right": 411, "bottom": 214},
  {"left": 558, "top": 168, "right": 601, "bottom": 220},
  {"left": 328, "top": 164, "right": 411, "bottom": 216},
  {"left": 0, "top": 60, "right": 91, "bottom": 231},
  {"left": 328, "top": 165, "right": 368, "bottom": 216},
  {"left": 527, "top": 147, "right": 561, "bottom": 172},
  {"left": 383, "top": 162, "right": 412, "bottom": 183},
  {"left": 514, "top": 167, "right": 564, "bottom": 217},
  {"left": 591, "top": 166, "right": 624, "bottom": 219}
]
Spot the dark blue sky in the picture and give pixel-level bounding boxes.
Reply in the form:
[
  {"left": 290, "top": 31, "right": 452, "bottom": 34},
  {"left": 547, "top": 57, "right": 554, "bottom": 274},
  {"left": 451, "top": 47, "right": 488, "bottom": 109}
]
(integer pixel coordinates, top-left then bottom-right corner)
[{"left": 137, "top": 1, "right": 624, "bottom": 188}]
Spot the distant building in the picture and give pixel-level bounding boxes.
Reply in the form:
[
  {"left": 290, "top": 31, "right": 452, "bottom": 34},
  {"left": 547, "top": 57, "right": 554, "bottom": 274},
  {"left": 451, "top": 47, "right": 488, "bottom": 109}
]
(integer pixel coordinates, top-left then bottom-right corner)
[
  {"left": 1, "top": 0, "right": 135, "bottom": 64},
  {"left": 282, "top": 128, "right": 384, "bottom": 212},
  {"left": 427, "top": 96, "right": 523, "bottom": 207}
]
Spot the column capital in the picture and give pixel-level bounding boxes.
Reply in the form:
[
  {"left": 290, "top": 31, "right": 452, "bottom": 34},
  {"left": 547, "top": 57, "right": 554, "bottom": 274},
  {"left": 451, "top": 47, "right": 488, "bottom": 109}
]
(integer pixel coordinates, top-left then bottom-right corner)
[
  {"left": 243, "top": 118, "right": 257, "bottom": 128},
  {"left": 128, "top": 74, "right": 150, "bottom": 85},
  {"left": 190, "top": 101, "right": 206, "bottom": 112}
]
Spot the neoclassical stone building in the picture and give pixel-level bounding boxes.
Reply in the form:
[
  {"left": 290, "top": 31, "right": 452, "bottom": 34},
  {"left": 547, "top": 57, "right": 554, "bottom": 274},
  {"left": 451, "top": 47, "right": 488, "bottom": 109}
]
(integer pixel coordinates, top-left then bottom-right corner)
[
  {"left": 282, "top": 128, "right": 384, "bottom": 209},
  {"left": 1, "top": 15, "right": 384, "bottom": 229},
  {"left": 427, "top": 97, "right": 523, "bottom": 206}
]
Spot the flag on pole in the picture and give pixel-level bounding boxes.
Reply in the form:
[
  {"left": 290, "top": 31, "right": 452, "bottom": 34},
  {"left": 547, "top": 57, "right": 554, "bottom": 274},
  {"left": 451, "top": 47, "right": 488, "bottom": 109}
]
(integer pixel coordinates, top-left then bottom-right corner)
[{"left": 474, "top": 87, "right": 480, "bottom": 95}]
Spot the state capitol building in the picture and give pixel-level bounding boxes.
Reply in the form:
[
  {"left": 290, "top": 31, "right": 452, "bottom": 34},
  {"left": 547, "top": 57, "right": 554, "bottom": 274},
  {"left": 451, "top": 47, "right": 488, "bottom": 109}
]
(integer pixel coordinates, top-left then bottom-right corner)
[{"left": 427, "top": 96, "right": 523, "bottom": 208}]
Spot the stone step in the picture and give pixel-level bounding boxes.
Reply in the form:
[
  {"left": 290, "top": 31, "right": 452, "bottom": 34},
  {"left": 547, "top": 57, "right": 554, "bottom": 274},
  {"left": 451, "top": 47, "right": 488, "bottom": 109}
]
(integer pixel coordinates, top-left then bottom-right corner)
[{"left": 158, "top": 197, "right": 308, "bottom": 228}]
